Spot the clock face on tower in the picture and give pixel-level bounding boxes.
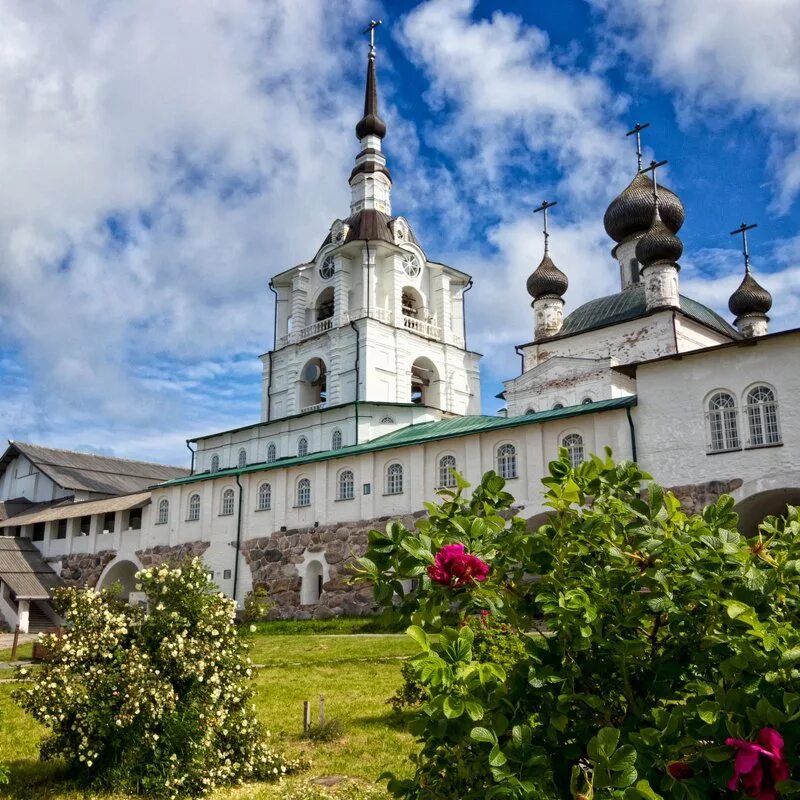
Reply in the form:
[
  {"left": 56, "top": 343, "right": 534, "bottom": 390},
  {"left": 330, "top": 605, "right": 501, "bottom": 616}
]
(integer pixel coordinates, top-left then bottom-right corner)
[{"left": 402, "top": 253, "right": 421, "bottom": 278}]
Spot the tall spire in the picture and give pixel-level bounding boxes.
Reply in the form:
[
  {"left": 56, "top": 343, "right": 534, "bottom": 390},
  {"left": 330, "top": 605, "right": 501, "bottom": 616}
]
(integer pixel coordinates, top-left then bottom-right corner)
[
  {"left": 349, "top": 19, "right": 392, "bottom": 216},
  {"left": 356, "top": 20, "right": 386, "bottom": 141}
]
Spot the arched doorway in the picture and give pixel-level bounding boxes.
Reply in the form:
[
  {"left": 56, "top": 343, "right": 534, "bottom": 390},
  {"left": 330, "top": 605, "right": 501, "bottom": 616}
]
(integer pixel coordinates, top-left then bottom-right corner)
[
  {"left": 96, "top": 558, "right": 141, "bottom": 600},
  {"left": 734, "top": 488, "right": 800, "bottom": 537},
  {"left": 301, "top": 560, "right": 324, "bottom": 605},
  {"left": 316, "top": 287, "right": 335, "bottom": 322},
  {"left": 410, "top": 356, "right": 440, "bottom": 407}
]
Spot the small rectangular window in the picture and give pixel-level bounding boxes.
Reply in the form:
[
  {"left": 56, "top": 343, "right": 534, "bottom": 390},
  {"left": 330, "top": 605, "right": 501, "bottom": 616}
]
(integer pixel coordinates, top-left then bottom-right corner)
[
  {"left": 56, "top": 519, "right": 67, "bottom": 540},
  {"left": 79, "top": 516, "right": 91, "bottom": 536},
  {"left": 223, "top": 569, "right": 232, "bottom": 580},
  {"left": 32, "top": 522, "right": 45, "bottom": 541},
  {"left": 363, "top": 483, "right": 371, "bottom": 495},
  {"left": 128, "top": 508, "right": 143, "bottom": 530},
  {"left": 103, "top": 512, "right": 115, "bottom": 534}
]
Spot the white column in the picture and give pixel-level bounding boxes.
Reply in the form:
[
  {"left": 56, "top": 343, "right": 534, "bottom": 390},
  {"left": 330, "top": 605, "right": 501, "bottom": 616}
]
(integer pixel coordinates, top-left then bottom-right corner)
[
  {"left": 291, "top": 273, "right": 310, "bottom": 340},
  {"left": 333, "top": 256, "right": 351, "bottom": 328},
  {"left": 642, "top": 264, "right": 680, "bottom": 311},
  {"left": 17, "top": 599, "right": 30, "bottom": 634},
  {"left": 433, "top": 272, "right": 452, "bottom": 343}
]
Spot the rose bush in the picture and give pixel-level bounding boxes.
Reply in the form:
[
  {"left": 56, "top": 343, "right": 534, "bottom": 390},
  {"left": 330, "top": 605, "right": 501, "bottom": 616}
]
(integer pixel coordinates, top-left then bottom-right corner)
[
  {"left": 15, "top": 558, "right": 302, "bottom": 798},
  {"left": 356, "top": 451, "right": 800, "bottom": 799}
]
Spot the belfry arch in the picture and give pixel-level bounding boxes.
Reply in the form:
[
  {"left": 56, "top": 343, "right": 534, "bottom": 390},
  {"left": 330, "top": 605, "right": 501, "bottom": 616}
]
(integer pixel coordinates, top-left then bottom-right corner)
[{"left": 96, "top": 557, "right": 142, "bottom": 600}]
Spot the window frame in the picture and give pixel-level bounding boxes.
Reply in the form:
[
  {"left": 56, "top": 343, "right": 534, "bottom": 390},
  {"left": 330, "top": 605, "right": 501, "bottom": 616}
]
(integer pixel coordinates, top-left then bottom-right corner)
[
  {"left": 157, "top": 497, "right": 169, "bottom": 525},
  {"left": 296, "top": 477, "right": 312, "bottom": 508},
  {"left": 331, "top": 429, "right": 343, "bottom": 451},
  {"left": 337, "top": 468, "right": 355, "bottom": 501},
  {"left": 237, "top": 448, "right": 247, "bottom": 468},
  {"left": 257, "top": 482, "right": 272, "bottom": 511},
  {"left": 187, "top": 493, "right": 201, "bottom": 522},
  {"left": 220, "top": 487, "right": 236, "bottom": 516},
  {"left": 297, "top": 436, "right": 309, "bottom": 457},
  {"left": 438, "top": 454, "right": 457, "bottom": 489},
  {"left": 496, "top": 443, "right": 518, "bottom": 480},
  {"left": 210, "top": 454, "right": 220, "bottom": 472},
  {"left": 266, "top": 442, "right": 277, "bottom": 463},
  {"left": 744, "top": 384, "right": 781, "bottom": 448},
  {"left": 706, "top": 390, "right": 741, "bottom": 454},
  {"left": 561, "top": 432, "right": 585, "bottom": 468},
  {"left": 385, "top": 462, "right": 404, "bottom": 495}
]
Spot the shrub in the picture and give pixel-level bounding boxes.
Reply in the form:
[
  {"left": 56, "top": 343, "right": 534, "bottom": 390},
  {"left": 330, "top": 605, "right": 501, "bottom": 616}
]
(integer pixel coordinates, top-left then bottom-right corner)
[
  {"left": 357, "top": 453, "right": 800, "bottom": 799},
  {"left": 242, "top": 585, "right": 272, "bottom": 624},
  {"left": 304, "top": 717, "right": 346, "bottom": 742},
  {"left": 15, "top": 558, "right": 303, "bottom": 798}
]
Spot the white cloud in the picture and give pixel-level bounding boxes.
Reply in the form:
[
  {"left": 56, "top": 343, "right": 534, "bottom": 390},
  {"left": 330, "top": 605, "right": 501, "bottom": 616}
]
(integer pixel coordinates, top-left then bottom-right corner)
[
  {"left": 590, "top": 0, "right": 800, "bottom": 211},
  {"left": 0, "top": 0, "right": 371, "bottom": 456}
]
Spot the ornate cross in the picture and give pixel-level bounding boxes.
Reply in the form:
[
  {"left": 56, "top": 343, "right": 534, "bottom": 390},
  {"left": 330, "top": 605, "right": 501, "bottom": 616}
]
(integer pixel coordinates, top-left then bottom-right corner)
[
  {"left": 640, "top": 158, "right": 668, "bottom": 200},
  {"left": 626, "top": 122, "right": 651, "bottom": 171},
  {"left": 534, "top": 200, "right": 557, "bottom": 255},
  {"left": 364, "top": 19, "right": 382, "bottom": 55},
  {"left": 730, "top": 222, "right": 758, "bottom": 274}
]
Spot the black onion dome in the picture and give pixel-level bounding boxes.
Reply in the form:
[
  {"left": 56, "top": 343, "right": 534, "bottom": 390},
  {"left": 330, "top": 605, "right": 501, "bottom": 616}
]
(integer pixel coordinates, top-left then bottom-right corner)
[
  {"left": 355, "top": 55, "right": 386, "bottom": 140},
  {"left": 728, "top": 272, "right": 772, "bottom": 317},
  {"left": 527, "top": 254, "right": 568, "bottom": 300},
  {"left": 604, "top": 172, "right": 685, "bottom": 244},
  {"left": 635, "top": 208, "right": 683, "bottom": 267}
]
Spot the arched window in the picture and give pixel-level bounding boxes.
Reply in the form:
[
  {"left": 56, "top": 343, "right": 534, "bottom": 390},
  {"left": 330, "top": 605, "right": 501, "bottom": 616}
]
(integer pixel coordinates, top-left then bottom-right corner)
[
  {"left": 746, "top": 385, "right": 781, "bottom": 446},
  {"left": 386, "top": 463, "right": 404, "bottom": 495},
  {"left": 438, "top": 455, "right": 457, "bottom": 488},
  {"left": 582, "top": 397, "right": 593, "bottom": 405},
  {"left": 380, "top": 416, "right": 395, "bottom": 424},
  {"left": 297, "top": 436, "right": 308, "bottom": 457},
  {"left": 187, "top": 493, "right": 201, "bottom": 521},
  {"left": 257, "top": 482, "right": 271, "bottom": 511},
  {"left": 497, "top": 444, "right": 517, "bottom": 479},
  {"left": 331, "top": 429, "right": 343, "bottom": 450},
  {"left": 157, "top": 498, "right": 169, "bottom": 525},
  {"left": 708, "top": 392, "right": 741, "bottom": 453},
  {"left": 210, "top": 454, "right": 220, "bottom": 472},
  {"left": 297, "top": 478, "right": 311, "bottom": 507},
  {"left": 553, "top": 402, "right": 564, "bottom": 410},
  {"left": 220, "top": 488, "right": 235, "bottom": 516},
  {"left": 562, "top": 433, "right": 585, "bottom": 468},
  {"left": 707, "top": 392, "right": 740, "bottom": 452},
  {"left": 524, "top": 407, "right": 535, "bottom": 414},
  {"left": 238, "top": 448, "right": 247, "bottom": 468},
  {"left": 267, "top": 442, "right": 277, "bottom": 463},
  {"left": 338, "top": 469, "right": 355, "bottom": 501}
]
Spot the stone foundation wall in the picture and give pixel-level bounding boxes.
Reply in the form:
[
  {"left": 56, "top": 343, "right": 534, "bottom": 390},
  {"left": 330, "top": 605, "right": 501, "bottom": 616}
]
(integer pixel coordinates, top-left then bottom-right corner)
[
  {"left": 136, "top": 541, "right": 210, "bottom": 567},
  {"left": 241, "top": 512, "right": 425, "bottom": 620},
  {"left": 666, "top": 478, "right": 743, "bottom": 516},
  {"left": 48, "top": 550, "right": 117, "bottom": 588}
]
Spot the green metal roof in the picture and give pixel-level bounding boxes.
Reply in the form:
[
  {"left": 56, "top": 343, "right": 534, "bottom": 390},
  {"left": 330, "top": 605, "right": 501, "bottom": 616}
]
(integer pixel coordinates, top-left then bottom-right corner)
[
  {"left": 558, "top": 285, "right": 738, "bottom": 339},
  {"left": 155, "top": 396, "right": 637, "bottom": 489}
]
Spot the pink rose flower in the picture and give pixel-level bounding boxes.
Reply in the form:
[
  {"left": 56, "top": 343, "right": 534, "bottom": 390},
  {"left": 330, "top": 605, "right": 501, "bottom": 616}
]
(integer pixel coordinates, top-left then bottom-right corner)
[
  {"left": 427, "top": 544, "right": 489, "bottom": 588},
  {"left": 726, "top": 727, "right": 790, "bottom": 800}
]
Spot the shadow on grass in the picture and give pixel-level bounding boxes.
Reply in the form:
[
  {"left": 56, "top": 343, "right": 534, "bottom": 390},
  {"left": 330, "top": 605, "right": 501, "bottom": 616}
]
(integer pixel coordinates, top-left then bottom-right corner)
[{"left": 1, "top": 758, "right": 86, "bottom": 800}]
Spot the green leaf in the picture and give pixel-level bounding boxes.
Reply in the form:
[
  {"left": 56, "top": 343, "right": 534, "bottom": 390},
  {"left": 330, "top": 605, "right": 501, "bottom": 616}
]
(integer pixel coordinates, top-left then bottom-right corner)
[
  {"left": 625, "top": 779, "right": 664, "bottom": 800},
  {"left": 697, "top": 700, "right": 720, "bottom": 725},
  {"left": 443, "top": 696, "right": 464, "bottom": 719},
  {"left": 489, "top": 743, "right": 507, "bottom": 767},
  {"left": 610, "top": 745, "right": 637, "bottom": 772},
  {"left": 470, "top": 726, "right": 497, "bottom": 744},
  {"left": 464, "top": 699, "right": 484, "bottom": 721},
  {"left": 406, "top": 625, "right": 429, "bottom": 651},
  {"left": 781, "top": 647, "right": 800, "bottom": 666},
  {"left": 597, "top": 726, "right": 621, "bottom": 758}
]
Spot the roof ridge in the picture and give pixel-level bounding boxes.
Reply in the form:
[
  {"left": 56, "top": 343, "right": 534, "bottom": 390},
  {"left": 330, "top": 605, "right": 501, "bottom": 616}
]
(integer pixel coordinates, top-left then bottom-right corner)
[{"left": 11, "top": 441, "right": 187, "bottom": 471}]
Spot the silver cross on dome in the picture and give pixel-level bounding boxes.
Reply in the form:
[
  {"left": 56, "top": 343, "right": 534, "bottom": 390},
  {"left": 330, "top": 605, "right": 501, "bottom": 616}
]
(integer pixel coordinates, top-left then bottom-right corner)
[
  {"left": 626, "top": 121, "right": 651, "bottom": 172},
  {"left": 363, "top": 19, "right": 382, "bottom": 55},
  {"left": 640, "top": 158, "right": 668, "bottom": 201},
  {"left": 730, "top": 222, "right": 758, "bottom": 274},
  {"left": 533, "top": 199, "right": 557, "bottom": 255}
]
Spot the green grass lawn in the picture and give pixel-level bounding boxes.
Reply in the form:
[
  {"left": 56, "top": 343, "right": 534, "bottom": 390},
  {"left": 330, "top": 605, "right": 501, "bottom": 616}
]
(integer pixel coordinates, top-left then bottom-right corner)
[{"left": 0, "top": 631, "right": 418, "bottom": 799}]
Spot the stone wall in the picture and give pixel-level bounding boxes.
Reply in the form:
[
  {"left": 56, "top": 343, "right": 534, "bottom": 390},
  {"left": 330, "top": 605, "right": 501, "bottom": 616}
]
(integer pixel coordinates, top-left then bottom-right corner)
[
  {"left": 136, "top": 541, "right": 210, "bottom": 567},
  {"left": 49, "top": 550, "right": 117, "bottom": 588},
  {"left": 241, "top": 512, "right": 425, "bottom": 620},
  {"left": 666, "top": 478, "right": 743, "bottom": 516}
]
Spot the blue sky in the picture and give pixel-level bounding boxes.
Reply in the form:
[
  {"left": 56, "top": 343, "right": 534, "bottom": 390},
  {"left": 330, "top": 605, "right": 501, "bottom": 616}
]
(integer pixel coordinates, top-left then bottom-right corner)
[{"left": 0, "top": 0, "right": 798, "bottom": 465}]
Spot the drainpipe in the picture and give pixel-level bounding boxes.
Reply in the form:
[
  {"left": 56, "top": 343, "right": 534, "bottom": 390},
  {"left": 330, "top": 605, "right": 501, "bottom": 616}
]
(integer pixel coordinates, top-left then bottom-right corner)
[
  {"left": 267, "top": 280, "right": 279, "bottom": 421},
  {"left": 514, "top": 345, "right": 524, "bottom": 375},
  {"left": 185, "top": 441, "right": 196, "bottom": 474},
  {"left": 233, "top": 473, "right": 244, "bottom": 609},
  {"left": 626, "top": 405, "right": 638, "bottom": 463},
  {"left": 349, "top": 320, "right": 361, "bottom": 444},
  {"left": 462, "top": 278, "right": 474, "bottom": 349}
]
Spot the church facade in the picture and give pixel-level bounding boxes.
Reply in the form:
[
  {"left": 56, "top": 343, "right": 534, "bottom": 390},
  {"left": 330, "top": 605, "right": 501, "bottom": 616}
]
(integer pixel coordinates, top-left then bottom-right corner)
[{"left": 1, "top": 36, "right": 798, "bottom": 631}]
